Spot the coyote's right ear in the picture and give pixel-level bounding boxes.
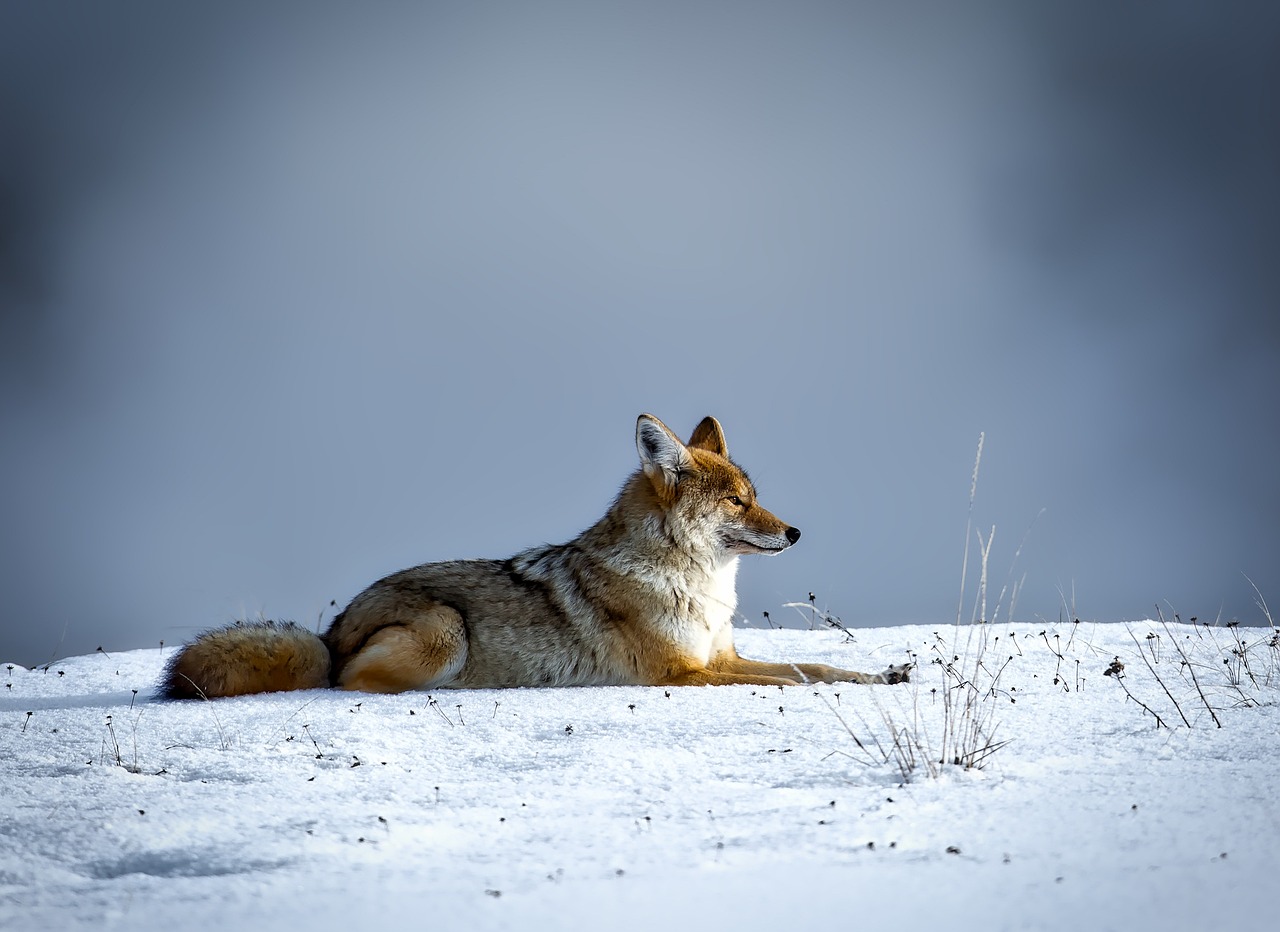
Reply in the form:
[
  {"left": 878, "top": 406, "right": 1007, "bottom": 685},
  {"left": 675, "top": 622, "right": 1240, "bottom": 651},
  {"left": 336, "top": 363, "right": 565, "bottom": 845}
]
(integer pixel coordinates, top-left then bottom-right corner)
[
  {"left": 687, "top": 416, "right": 728, "bottom": 457},
  {"left": 636, "top": 414, "right": 692, "bottom": 488}
]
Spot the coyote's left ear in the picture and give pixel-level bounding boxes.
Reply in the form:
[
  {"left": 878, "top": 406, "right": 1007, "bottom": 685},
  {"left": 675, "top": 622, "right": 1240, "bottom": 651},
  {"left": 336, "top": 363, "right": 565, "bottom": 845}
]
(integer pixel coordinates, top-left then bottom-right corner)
[
  {"left": 687, "top": 416, "right": 728, "bottom": 457},
  {"left": 637, "top": 414, "right": 693, "bottom": 488}
]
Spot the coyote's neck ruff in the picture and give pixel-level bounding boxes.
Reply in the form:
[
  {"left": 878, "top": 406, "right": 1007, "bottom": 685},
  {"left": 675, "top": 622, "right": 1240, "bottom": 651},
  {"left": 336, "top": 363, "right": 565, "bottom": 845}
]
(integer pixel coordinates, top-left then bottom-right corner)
[{"left": 160, "top": 415, "right": 909, "bottom": 699}]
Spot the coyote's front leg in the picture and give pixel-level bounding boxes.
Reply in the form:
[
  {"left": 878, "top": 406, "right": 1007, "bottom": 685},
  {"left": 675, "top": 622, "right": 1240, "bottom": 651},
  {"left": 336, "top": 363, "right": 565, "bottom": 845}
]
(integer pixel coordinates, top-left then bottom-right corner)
[{"left": 706, "top": 656, "right": 912, "bottom": 686}]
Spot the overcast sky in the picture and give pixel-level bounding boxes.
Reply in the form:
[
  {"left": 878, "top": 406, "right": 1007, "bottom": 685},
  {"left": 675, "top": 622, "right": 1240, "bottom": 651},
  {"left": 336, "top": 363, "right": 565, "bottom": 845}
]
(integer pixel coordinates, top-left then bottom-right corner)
[{"left": 2, "top": 1, "right": 1277, "bottom": 667}]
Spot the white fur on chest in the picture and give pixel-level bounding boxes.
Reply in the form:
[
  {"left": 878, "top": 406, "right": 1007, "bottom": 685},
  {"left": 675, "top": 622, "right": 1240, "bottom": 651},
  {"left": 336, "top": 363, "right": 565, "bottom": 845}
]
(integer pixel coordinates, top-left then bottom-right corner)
[
  {"left": 703, "top": 556, "right": 740, "bottom": 630},
  {"left": 652, "top": 556, "right": 740, "bottom": 663}
]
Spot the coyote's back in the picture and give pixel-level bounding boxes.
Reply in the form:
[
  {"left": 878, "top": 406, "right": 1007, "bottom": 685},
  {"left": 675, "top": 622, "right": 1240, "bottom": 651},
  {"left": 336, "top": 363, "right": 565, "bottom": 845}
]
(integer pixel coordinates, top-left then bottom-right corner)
[{"left": 160, "top": 414, "right": 909, "bottom": 699}]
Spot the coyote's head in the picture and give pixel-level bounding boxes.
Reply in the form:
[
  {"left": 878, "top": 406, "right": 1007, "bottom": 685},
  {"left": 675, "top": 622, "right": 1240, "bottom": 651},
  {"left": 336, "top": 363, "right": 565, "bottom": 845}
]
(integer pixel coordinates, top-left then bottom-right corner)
[{"left": 634, "top": 414, "right": 800, "bottom": 558}]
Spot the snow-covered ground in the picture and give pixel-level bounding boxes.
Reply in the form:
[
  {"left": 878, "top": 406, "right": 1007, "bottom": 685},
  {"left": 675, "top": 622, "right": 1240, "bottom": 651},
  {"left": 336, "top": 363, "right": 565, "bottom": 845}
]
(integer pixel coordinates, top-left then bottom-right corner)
[{"left": 2, "top": 621, "right": 1277, "bottom": 931}]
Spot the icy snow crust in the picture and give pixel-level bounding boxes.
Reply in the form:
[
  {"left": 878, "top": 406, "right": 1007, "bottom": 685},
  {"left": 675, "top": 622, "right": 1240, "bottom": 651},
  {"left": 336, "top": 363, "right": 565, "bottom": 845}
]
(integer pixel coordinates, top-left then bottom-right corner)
[{"left": 2, "top": 623, "right": 1276, "bottom": 931}]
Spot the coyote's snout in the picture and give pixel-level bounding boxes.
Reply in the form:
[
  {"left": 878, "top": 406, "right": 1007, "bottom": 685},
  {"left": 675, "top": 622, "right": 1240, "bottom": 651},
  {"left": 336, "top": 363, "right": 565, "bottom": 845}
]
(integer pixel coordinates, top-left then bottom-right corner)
[{"left": 161, "top": 414, "right": 910, "bottom": 698}]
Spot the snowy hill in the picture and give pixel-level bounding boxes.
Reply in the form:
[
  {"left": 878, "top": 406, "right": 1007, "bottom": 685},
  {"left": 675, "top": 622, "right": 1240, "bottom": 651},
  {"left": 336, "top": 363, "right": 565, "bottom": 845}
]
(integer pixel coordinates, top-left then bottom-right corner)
[{"left": 2, "top": 622, "right": 1276, "bottom": 931}]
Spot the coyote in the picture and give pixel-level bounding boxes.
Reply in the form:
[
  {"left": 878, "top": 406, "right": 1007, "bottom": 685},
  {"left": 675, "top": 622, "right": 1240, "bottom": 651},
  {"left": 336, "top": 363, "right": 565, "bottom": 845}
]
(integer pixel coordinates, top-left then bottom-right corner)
[{"left": 161, "top": 414, "right": 910, "bottom": 698}]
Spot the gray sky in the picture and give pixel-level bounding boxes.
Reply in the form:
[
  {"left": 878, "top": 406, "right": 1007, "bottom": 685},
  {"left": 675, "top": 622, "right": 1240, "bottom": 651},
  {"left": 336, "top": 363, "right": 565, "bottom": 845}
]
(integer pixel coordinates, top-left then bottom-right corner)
[{"left": 3, "top": 1, "right": 1277, "bottom": 667}]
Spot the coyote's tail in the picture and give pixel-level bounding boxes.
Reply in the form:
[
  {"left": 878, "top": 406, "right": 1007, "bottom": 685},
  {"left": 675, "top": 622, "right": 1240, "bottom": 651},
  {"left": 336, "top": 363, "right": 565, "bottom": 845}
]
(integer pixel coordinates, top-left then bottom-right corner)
[{"left": 159, "top": 620, "right": 331, "bottom": 699}]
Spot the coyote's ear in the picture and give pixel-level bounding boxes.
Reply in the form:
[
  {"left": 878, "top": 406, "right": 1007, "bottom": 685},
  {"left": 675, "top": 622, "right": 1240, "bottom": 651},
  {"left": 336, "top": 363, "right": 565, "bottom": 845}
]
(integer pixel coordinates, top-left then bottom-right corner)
[
  {"left": 636, "top": 414, "right": 693, "bottom": 486},
  {"left": 687, "top": 416, "right": 728, "bottom": 457}
]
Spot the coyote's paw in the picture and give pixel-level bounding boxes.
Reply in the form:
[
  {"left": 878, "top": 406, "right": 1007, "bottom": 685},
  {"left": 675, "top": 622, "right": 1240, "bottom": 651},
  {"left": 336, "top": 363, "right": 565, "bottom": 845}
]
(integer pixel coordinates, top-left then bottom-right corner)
[{"left": 878, "top": 663, "right": 912, "bottom": 685}]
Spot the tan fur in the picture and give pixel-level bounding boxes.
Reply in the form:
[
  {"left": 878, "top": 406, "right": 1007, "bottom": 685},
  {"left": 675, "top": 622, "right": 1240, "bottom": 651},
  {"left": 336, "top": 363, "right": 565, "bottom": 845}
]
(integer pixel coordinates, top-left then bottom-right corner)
[
  {"left": 159, "top": 414, "right": 910, "bottom": 699},
  {"left": 162, "top": 621, "right": 330, "bottom": 699}
]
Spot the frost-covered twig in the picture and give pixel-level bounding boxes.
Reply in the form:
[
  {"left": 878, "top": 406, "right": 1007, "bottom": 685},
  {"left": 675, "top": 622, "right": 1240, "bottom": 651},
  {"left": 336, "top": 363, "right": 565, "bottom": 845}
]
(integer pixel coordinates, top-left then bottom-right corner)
[
  {"left": 1102, "top": 656, "right": 1167, "bottom": 729},
  {"left": 1156, "top": 608, "right": 1221, "bottom": 728},
  {"left": 1125, "top": 626, "right": 1190, "bottom": 728}
]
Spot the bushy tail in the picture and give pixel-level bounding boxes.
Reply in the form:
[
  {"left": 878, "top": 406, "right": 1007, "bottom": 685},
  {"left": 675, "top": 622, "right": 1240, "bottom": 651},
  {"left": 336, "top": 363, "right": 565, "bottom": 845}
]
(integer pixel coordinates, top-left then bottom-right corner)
[{"left": 159, "top": 620, "right": 331, "bottom": 699}]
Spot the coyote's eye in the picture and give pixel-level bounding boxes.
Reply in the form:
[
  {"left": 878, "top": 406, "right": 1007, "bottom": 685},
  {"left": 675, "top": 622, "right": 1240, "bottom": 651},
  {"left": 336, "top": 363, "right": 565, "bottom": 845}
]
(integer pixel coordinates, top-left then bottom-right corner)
[{"left": 725, "top": 495, "right": 745, "bottom": 508}]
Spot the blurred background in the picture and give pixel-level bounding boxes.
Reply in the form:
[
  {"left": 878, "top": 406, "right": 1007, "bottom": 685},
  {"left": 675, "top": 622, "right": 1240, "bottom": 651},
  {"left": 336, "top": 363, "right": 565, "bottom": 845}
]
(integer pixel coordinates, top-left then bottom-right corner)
[{"left": 2, "top": 1, "right": 1277, "bottom": 667}]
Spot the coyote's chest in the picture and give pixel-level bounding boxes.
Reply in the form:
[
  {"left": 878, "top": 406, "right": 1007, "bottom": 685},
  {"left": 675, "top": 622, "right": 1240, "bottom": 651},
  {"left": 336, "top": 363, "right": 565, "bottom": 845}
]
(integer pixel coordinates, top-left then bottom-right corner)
[{"left": 644, "top": 557, "right": 740, "bottom": 664}]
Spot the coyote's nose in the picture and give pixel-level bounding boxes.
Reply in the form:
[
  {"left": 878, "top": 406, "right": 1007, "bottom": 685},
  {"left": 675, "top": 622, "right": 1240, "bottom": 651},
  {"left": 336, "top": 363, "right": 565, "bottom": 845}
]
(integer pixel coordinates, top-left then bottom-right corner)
[{"left": 785, "top": 526, "right": 801, "bottom": 544}]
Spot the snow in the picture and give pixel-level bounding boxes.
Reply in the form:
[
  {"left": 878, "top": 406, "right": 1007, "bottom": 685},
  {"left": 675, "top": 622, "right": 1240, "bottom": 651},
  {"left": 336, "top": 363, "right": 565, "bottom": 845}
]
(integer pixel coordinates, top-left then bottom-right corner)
[{"left": 3, "top": 622, "right": 1277, "bottom": 931}]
